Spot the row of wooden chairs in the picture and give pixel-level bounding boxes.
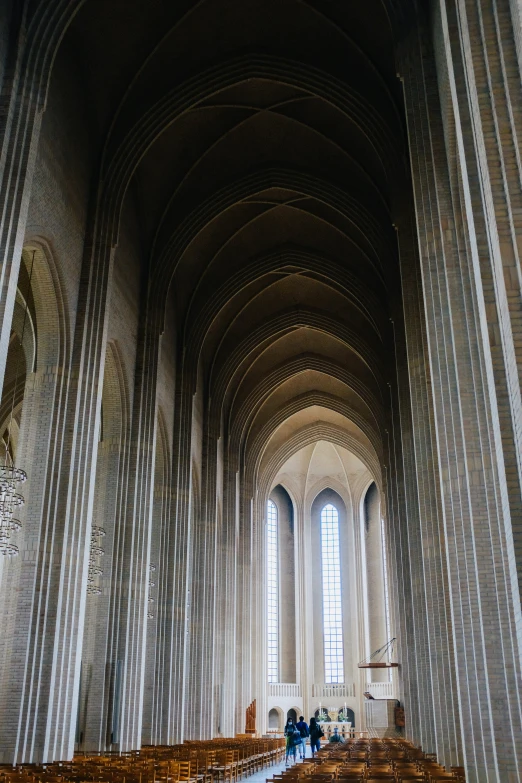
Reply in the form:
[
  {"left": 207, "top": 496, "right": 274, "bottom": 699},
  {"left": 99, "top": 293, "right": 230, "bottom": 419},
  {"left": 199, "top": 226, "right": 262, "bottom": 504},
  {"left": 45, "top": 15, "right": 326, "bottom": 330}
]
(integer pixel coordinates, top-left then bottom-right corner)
[
  {"left": 266, "top": 738, "right": 464, "bottom": 783},
  {"left": 0, "top": 738, "right": 285, "bottom": 783}
]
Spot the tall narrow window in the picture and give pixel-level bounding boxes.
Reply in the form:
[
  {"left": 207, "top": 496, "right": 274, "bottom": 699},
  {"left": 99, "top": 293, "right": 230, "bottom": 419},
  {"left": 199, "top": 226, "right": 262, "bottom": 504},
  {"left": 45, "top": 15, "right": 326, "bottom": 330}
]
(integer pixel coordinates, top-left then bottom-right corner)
[
  {"left": 267, "top": 499, "right": 278, "bottom": 683},
  {"left": 321, "top": 503, "right": 344, "bottom": 683},
  {"left": 381, "top": 517, "right": 392, "bottom": 679}
]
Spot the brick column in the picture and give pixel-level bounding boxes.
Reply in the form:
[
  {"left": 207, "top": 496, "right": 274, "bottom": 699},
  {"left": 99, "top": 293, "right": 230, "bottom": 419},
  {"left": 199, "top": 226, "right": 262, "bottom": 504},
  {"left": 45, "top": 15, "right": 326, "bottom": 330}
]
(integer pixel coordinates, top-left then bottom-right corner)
[
  {"left": 221, "top": 466, "right": 239, "bottom": 736},
  {"left": 363, "top": 484, "right": 388, "bottom": 684},
  {"left": 402, "top": 5, "right": 522, "bottom": 777},
  {"left": 395, "top": 216, "right": 462, "bottom": 767},
  {"left": 0, "top": 1, "right": 81, "bottom": 394},
  {"left": 185, "top": 420, "right": 220, "bottom": 740},
  {"left": 142, "top": 416, "right": 172, "bottom": 745},
  {"left": 160, "top": 367, "right": 195, "bottom": 743},
  {"left": 80, "top": 346, "right": 130, "bottom": 752},
  {"left": 0, "top": 240, "right": 115, "bottom": 762},
  {"left": 116, "top": 320, "right": 161, "bottom": 751},
  {"left": 386, "top": 325, "right": 435, "bottom": 754}
]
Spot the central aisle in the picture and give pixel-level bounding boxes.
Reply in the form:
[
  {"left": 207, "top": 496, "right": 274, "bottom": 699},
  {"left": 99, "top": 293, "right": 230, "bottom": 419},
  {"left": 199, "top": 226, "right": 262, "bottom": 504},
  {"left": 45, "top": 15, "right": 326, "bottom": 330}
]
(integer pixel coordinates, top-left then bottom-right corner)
[{"left": 247, "top": 747, "right": 309, "bottom": 783}]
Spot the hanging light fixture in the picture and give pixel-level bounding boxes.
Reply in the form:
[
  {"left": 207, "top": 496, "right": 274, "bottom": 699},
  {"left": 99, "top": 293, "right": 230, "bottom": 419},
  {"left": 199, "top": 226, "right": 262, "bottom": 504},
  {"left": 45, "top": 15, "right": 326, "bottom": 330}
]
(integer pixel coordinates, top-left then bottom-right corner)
[
  {"left": 0, "top": 251, "right": 34, "bottom": 556},
  {"left": 87, "top": 525, "right": 105, "bottom": 595}
]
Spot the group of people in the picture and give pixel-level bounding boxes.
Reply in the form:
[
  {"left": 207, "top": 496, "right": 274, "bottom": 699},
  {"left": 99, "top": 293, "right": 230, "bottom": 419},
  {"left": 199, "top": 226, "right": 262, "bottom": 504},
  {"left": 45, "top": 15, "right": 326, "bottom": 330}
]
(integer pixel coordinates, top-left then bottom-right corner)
[{"left": 284, "top": 717, "right": 344, "bottom": 763}]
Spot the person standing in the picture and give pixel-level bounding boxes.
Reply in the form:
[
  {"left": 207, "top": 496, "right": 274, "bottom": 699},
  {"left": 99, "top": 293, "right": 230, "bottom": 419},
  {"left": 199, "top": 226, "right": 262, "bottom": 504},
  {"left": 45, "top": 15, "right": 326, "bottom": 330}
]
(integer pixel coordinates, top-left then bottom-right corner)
[
  {"left": 309, "top": 717, "right": 324, "bottom": 757},
  {"left": 296, "top": 716, "right": 309, "bottom": 759},
  {"left": 284, "top": 718, "right": 297, "bottom": 765}
]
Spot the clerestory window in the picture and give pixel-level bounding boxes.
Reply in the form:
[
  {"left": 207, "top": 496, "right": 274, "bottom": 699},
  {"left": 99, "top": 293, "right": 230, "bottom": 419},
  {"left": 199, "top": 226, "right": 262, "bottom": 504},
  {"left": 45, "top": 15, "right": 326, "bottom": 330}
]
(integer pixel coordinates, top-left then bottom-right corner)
[
  {"left": 267, "top": 499, "right": 279, "bottom": 683},
  {"left": 321, "top": 503, "right": 344, "bottom": 683}
]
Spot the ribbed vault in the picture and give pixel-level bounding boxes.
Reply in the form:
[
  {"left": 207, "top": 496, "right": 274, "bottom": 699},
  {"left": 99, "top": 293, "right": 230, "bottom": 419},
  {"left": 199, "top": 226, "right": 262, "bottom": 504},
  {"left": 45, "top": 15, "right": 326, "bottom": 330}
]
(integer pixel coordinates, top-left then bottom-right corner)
[{"left": 56, "top": 0, "right": 414, "bottom": 492}]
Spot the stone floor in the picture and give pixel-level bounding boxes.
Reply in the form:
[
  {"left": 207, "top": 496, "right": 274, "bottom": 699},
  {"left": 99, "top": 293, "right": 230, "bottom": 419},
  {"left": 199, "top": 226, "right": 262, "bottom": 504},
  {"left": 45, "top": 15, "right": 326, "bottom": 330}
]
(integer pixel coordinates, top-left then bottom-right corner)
[{"left": 245, "top": 745, "right": 310, "bottom": 783}]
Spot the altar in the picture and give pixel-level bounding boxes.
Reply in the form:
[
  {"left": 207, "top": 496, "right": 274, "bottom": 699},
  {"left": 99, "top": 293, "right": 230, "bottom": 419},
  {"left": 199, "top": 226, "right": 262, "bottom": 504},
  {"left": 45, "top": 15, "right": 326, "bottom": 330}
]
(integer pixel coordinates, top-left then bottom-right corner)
[{"left": 319, "top": 722, "right": 368, "bottom": 740}]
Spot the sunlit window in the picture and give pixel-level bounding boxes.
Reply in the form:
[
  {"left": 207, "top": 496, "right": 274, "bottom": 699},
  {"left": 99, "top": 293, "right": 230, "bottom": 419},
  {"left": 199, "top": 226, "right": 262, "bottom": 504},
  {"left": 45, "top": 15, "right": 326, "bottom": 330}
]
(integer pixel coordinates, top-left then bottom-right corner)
[
  {"left": 381, "top": 517, "right": 392, "bottom": 680},
  {"left": 267, "top": 500, "right": 278, "bottom": 683},
  {"left": 321, "top": 503, "right": 344, "bottom": 683}
]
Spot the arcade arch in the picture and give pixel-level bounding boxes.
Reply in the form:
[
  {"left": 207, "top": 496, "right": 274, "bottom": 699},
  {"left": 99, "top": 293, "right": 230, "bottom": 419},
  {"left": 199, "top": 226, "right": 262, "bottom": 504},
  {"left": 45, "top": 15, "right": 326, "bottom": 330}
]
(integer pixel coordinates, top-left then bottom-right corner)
[{"left": 263, "top": 437, "right": 389, "bottom": 733}]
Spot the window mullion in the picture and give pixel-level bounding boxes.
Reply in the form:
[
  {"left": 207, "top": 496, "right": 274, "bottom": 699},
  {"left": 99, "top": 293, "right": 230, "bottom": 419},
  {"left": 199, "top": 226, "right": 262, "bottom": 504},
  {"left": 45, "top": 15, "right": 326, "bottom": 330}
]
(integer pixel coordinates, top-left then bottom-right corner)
[
  {"left": 321, "top": 503, "right": 344, "bottom": 684},
  {"left": 267, "top": 500, "right": 278, "bottom": 683}
]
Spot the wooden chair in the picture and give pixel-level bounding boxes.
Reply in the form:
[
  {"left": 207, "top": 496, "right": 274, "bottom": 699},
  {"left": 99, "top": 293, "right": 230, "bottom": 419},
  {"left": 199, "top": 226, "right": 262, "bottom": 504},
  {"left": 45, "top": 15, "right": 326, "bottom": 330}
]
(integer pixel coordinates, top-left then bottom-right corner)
[
  {"left": 450, "top": 769, "right": 465, "bottom": 782},
  {"left": 210, "top": 753, "right": 235, "bottom": 783}
]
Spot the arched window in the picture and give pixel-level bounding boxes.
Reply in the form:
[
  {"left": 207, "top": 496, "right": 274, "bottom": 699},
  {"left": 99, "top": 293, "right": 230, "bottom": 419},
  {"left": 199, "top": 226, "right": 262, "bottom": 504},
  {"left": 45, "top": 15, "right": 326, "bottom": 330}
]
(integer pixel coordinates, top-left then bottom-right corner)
[
  {"left": 321, "top": 503, "right": 344, "bottom": 683},
  {"left": 267, "top": 499, "right": 278, "bottom": 683}
]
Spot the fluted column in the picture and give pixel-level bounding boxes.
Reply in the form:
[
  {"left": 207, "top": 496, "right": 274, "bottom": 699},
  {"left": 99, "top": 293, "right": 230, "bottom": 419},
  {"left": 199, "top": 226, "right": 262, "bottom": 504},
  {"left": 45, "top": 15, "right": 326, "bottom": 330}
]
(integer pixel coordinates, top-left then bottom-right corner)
[
  {"left": 0, "top": 363, "right": 71, "bottom": 763},
  {"left": 221, "top": 464, "right": 239, "bottom": 736},
  {"left": 395, "top": 213, "right": 461, "bottom": 766},
  {"left": 116, "top": 320, "right": 161, "bottom": 751},
  {"left": 0, "top": 236, "right": 116, "bottom": 762},
  {"left": 438, "top": 0, "right": 522, "bottom": 663},
  {"left": 0, "top": 1, "right": 81, "bottom": 393},
  {"left": 402, "top": 4, "right": 522, "bottom": 777},
  {"left": 142, "top": 417, "right": 172, "bottom": 745},
  {"left": 187, "top": 414, "right": 226, "bottom": 739},
  {"left": 252, "top": 491, "right": 267, "bottom": 736},
  {"left": 236, "top": 483, "right": 253, "bottom": 733},
  {"left": 363, "top": 484, "right": 387, "bottom": 684},
  {"left": 162, "top": 363, "right": 195, "bottom": 743},
  {"left": 80, "top": 346, "right": 130, "bottom": 752},
  {"left": 386, "top": 326, "right": 433, "bottom": 753}
]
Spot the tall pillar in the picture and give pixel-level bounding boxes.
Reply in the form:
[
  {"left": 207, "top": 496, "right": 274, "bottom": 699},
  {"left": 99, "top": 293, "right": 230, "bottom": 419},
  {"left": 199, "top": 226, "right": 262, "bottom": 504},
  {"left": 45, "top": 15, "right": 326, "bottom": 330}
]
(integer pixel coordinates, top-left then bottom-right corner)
[
  {"left": 363, "top": 484, "right": 387, "bottom": 684},
  {"left": 402, "top": 4, "right": 522, "bottom": 778},
  {"left": 162, "top": 366, "right": 194, "bottom": 743},
  {"left": 253, "top": 489, "right": 268, "bottom": 737},
  {"left": 116, "top": 319, "right": 160, "bottom": 751},
  {"left": 0, "top": 1, "right": 80, "bottom": 393},
  {"left": 386, "top": 322, "right": 435, "bottom": 755},
  {"left": 142, "top": 415, "right": 172, "bottom": 745},
  {"left": 78, "top": 344, "right": 130, "bottom": 752},
  {"left": 0, "top": 228, "right": 116, "bottom": 762},
  {"left": 395, "top": 214, "right": 461, "bottom": 767},
  {"left": 222, "top": 466, "right": 238, "bottom": 736},
  {"left": 236, "top": 483, "right": 253, "bottom": 735},
  {"left": 186, "top": 422, "right": 220, "bottom": 740}
]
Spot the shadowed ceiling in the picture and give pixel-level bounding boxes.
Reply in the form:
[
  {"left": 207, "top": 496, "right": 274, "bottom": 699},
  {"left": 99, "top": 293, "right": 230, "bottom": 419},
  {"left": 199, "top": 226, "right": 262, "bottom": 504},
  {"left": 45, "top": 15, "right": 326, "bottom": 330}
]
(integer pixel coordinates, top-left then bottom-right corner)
[{"left": 62, "top": 0, "right": 415, "bottom": 483}]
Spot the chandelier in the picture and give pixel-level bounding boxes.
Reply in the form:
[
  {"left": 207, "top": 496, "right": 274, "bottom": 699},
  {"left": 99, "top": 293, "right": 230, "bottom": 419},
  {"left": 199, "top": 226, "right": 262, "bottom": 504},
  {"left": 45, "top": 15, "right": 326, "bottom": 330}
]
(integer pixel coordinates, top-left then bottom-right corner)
[
  {"left": 87, "top": 525, "right": 105, "bottom": 594},
  {"left": 0, "top": 466, "right": 27, "bottom": 555},
  {"left": 147, "top": 563, "right": 156, "bottom": 619},
  {"left": 0, "top": 251, "right": 34, "bottom": 557}
]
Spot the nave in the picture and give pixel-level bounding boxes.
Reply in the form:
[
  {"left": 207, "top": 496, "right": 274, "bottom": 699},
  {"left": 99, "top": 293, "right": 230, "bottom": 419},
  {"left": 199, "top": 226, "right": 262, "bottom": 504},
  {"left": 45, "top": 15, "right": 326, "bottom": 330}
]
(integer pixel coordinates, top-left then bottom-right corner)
[{"left": 0, "top": 0, "right": 522, "bottom": 782}]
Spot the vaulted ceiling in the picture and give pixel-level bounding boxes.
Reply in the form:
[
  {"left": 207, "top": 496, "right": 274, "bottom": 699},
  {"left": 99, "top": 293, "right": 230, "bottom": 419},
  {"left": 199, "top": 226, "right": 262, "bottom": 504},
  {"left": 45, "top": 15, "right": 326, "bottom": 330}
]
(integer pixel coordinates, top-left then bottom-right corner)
[{"left": 61, "top": 0, "right": 415, "bottom": 483}]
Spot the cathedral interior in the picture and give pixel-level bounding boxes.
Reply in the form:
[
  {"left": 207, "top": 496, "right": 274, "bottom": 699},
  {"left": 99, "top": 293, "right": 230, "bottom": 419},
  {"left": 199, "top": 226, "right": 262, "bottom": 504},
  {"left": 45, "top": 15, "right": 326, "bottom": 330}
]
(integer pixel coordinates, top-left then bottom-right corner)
[{"left": 0, "top": 1, "right": 522, "bottom": 781}]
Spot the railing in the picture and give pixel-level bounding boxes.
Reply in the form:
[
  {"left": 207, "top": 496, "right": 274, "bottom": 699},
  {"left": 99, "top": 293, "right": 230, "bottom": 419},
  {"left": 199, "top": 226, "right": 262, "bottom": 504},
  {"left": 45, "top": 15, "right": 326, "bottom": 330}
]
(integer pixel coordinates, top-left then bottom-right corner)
[
  {"left": 312, "top": 683, "right": 356, "bottom": 698},
  {"left": 365, "top": 681, "right": 397, "bottom": 699},
  {"left": 269, "top": 683, "right": 301, "bottom": 697}
]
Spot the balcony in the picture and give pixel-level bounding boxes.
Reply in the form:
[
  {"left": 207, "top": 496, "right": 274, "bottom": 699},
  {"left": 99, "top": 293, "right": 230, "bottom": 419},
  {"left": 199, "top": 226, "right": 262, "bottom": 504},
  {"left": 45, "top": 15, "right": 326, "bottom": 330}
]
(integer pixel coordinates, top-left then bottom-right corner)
[
  {"left": 312, "top": 683, "right": 356, "bottom": 698},
  {"left": 268, "top": 683, "right": 301, "bottom": 698},
  {"left": 364, "top": 681, "right": 397, "bottom": 699}
]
